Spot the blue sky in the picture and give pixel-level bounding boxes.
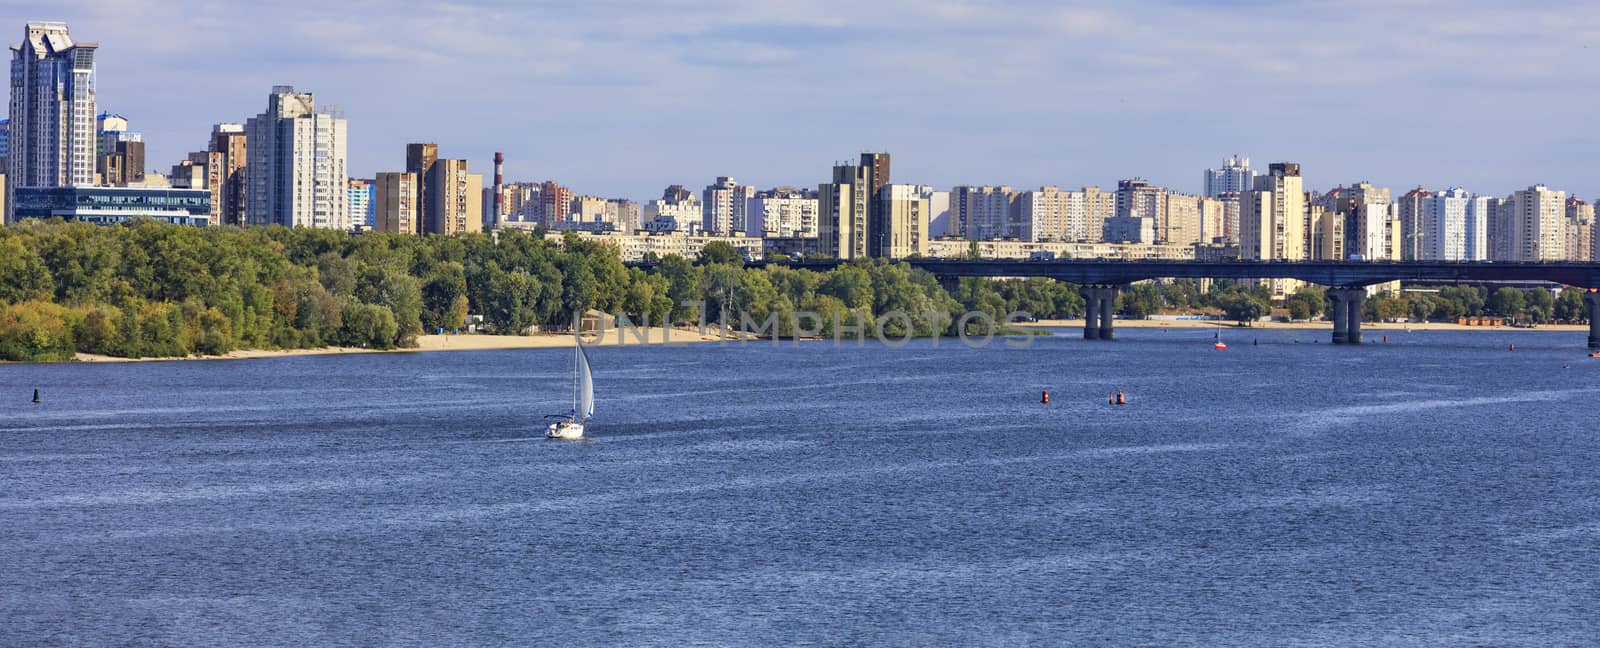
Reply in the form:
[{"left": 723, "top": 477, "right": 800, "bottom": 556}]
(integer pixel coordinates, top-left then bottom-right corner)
[{"left": 10, "top": 0, "right": 1599, "bottom": 201}]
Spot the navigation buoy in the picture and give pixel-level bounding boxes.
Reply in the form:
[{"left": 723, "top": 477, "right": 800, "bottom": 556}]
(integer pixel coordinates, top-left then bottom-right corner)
[
  {"left": 32, "top": 388, "right": 40, "bottom": 403},
  {"left": 1041, "top": 390, "right": 1050, "bottom": 404},
  {"left": 1509, "top": 344, "right": 1516, "bottom": 351},
  {"left": 1116, "top": 391, "right": 1127, "bottom": 406},
  {"left": 1109, "top": 391, "right": 1115, "bottom": 405},
  {"left": 1253, "top": 339, "right": 1258, "bottom": 346},
  {"left": 1383, "top": 335, "right": 1388, "bottom": 343}
]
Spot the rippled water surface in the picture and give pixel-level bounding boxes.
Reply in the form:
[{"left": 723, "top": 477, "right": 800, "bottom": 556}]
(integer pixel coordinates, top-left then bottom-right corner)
[{"left": 3, "top": 328, "right": 1598, "bottom": 646}]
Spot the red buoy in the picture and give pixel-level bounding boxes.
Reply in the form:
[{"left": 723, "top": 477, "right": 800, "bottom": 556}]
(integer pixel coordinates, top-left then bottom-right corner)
[
  {"left": 1116, "top": 391, "right": 1127, "bottom": 405},
  {"left": 1041, "top": 390, "right": 1050, "bottom": 404}
]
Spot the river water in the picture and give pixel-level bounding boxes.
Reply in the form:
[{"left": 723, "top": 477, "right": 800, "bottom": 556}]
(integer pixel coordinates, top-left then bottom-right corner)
[{"left": 2, "top": 328, "right": 1597, "bottom": 646}]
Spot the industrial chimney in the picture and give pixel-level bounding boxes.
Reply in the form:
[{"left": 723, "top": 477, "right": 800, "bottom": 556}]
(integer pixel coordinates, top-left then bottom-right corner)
[{"left": 492, "top": 152, "right": 505, "bottom": 226}]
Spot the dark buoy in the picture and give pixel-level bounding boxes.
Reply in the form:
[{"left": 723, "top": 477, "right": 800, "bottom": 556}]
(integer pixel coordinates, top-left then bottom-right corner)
[
  {"left": 1116, "top": 391, "right": 1127, "bottom": 406},
  {"left": 1383, "top": 335, "right": 1388, "bottom": 343},
  {"left": 1041, "top": 390, "right": 1050, "bottom": 404},
  {"left": 32, "top": 388, "right": 40, "bottom": 403},
  {"left": 1108, "top": 391, "right": 1115, "bottom": 406},
  {"left": 1253, "top": 339, "right": 1258, "bottom": 346},
  {"left": 1509, "top": 343, "right": 1516, "bottom": 351}
]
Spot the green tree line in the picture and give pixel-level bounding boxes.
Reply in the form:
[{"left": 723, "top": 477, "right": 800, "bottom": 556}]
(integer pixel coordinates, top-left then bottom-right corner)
[{"left": 2, "top": 221, "right": 1587, "bottom": 361}]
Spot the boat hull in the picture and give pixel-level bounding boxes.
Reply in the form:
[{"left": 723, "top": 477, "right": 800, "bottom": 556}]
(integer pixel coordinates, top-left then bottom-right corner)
[{"left": 547, "top": 422, "right": 585, "bottom": 440}]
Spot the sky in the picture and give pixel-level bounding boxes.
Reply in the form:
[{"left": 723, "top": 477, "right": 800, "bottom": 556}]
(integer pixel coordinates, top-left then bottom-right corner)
[{"left": 7, "top": 0, "right": 1600, "bottom": 202}]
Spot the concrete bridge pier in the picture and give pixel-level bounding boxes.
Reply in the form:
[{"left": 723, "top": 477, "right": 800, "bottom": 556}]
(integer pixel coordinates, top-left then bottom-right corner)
[
  {"left": 1328, "top": 287, "right": 1368, "bottom": 345},
  {"left": 1077, "top": 285, "right": 1122, "bottom": 340},
  {"left": 1585, "top": 290, "right": 1600, "bottom": 349},
  {"left": 1098, "top": 285, "right": 1119, "bottom": 340},
  {"left": 1079, "top": 286, "right": 1101, "bottom": 340},
  {"left": 1328, "top": 290, "right": 1349, "bottom": 345}
]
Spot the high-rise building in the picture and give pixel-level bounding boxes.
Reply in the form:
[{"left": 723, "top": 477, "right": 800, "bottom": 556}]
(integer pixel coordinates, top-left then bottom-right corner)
[
  {"left": 1395, "top": 187, "right": 1433, "bottom": 260},
  {"left": 209, "top": 123, "right": 247, "bottom": 225},
  {"left": 8, "top": 22, "right": 97, "bottom": 198},
  {"left": 818, "top": 164, "right": 870, "bottom": 258},
  {"left": 1565, "top": 197, "right": 1594, "bottom": 262},
  {"left": 1503, "top": 185, "right": 1567, "bottom": 261},
  {"left": 374, "top": 172, "right": 419, "bottom": 234},
  {"left": 1464, "top": 194, "right": 1493, "bottom": 262},
  {"left": 1116, "top": 178, "right": 1168, "bottom": 239},
  {"left": 1316, "top": 182, "right": 1393, "bottom": 260},
  {"left": 1017, "top": 186, "right": 1073, "bottom": 242},
  {"left": 405, "top": 143, "right": 438, "bottom": 229},
  {"left": 1204, "top": 155, "right": 1251, "bottom": 199},
  {"left": 1216, "top": 191, "right": 1242, "bottom": 243},
  {"left": 1420, "top": 187, "right": 1471, "bottom": 261},
  {"left": 1309, "top": 203, "right": 1344, "bottom": 260},
  {"left": 244, "top": 86, "right": 349, "bottom": 229},
  {"left": 746, "top": 188, "right": 819, "bottom": 238},
  {"left": 875, "top": 184, "right": 930, "bottom": 259},
  {"left": 922, "top": 186, "right": 952, "bottom": 239},
  {"left": 424, "top": 159, "right": 482, "bottom": 235},
  {"left": 1239, "top": 162, "right": 1307, "bottom": 262},
  {"left": 1163, "top": 193, "right": 1214, "bottom": 247},
  {"left": 348, "top": 178, "right": 374, "bottom": 231},
  {"left": 98, "top": 131, "right": 144, "bottom": 185},
  {"left": 1081, "top": 186, "right": 1115, "bottom": 242},
  {"left": 951, "top": 185, "right": 1016, "bottom": 241},
  {"left": 170, "top": 150, "right": 224, "bottom": 224},
  {"left": 861, "top": 152, "right": 891, "bottom": 256},
  {"left": 642, "top": 184, "right": 698, "bottom": 233},
  {"left": 701, "top": 176, "right": 755, "bottom": 235},
  {"left": 537, "top": 181, "right": 575, "bottom": 225}
]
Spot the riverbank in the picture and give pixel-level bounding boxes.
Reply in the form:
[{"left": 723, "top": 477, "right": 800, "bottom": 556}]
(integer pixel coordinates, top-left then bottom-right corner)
[
  {"left": 1021, "top": 319, "right": 1588, "bottom": 332},
  {"left": 71, "top": 326, "right": 732, "bottom": 363}
]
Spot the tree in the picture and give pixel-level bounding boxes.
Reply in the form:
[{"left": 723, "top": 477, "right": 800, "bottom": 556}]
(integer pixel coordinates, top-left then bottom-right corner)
[
  {"left": 1525, "top": 287, "right": 1554, "bottom": 324},
  {"left": 698, "top": 241, "right": 744, "bottom": 266},
  {"left": 1220, "top": 294, "right": 1268, "bottom": 326},
  {"left": 1284, "top": 287, "right": 1326, "bottom": 321},
  {"left": 1554, "top": 289, "right": 1586, "bottom": 322},
  {"left": 0, "top": 301, "right": 77, "bottom": 362},
  {"left": 1116, "top": 284, "right": 1161, "bottom": 319},
  {"left": 1486, "top": 287, "right": 1526, "bottom": 319}
]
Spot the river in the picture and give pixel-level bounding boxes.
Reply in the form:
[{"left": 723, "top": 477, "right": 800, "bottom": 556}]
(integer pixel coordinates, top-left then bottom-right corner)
[{"left": 2, "top": 328, "right": 1597, "bottom": 645}]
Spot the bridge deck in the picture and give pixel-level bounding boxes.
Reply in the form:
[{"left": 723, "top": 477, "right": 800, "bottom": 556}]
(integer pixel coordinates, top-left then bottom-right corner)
[{"left": 764, "top": 259, "right": 1600, "bottom": 289}]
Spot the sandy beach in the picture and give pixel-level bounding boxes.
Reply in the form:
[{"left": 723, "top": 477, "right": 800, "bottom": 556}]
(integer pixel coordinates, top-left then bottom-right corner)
[
  {"left": 71, "top": 326, "right": 735, "bottom": 363},
  {"left": 1021, "top": 318, "right": 1587, "bottom": 333}
]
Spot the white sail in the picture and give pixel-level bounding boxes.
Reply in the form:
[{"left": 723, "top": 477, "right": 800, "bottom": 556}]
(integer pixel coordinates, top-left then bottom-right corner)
[{"left": 576, "top": 342, "right": 594, "bottom": 421}]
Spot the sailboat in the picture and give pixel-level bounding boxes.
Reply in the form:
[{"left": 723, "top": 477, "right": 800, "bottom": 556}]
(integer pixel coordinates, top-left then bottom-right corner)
[
  {"left": 1213, "top": 324, "right": 1227, "bottom": 350},
  {"left": 547, "top": 341, "right": 594, "bottom": 440}
]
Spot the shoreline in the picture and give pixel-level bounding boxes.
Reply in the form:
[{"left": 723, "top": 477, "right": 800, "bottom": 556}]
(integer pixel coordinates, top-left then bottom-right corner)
[
  {"left": 50, "top": 319, "right": 1592, "bottom": 364},
  {"left": 71, "top": 326, "right": 736, "bottom": 363},
  {"left": 1020, "top": 319, "right": 1587, "bottom": 332}
]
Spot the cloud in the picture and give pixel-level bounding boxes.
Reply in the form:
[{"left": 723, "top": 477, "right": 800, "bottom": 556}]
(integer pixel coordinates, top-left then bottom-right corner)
[{"left": 5, "top": 0, "right": 1598, "bottom": 200}]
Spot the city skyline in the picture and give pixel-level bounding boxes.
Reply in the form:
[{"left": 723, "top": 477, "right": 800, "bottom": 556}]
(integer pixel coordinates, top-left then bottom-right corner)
[{"left": 6, "top": 1, "right": 1599, "bottom": 203}]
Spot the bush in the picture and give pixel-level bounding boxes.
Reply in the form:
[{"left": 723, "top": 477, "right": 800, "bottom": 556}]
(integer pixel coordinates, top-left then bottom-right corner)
[{"left": 0, "top": 301, "right": 77, "bottom": 362}]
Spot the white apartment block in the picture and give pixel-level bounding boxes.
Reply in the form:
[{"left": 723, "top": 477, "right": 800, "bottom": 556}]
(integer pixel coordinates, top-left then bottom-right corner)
[
  {"left": 245, "top": 86, "right": 349, "bottom": 230},
  {"left": 1204, "top": 155, "right": 1251, "bottom": 199},
  {"left": 1421, "top": 187, "right": 1470, "bottom": 260},
  {"left": 745, "top": 195, "right": 819, "bottom": 238},
  {"left": 540, "top": 230, "right": 763, "bottom": 263}
]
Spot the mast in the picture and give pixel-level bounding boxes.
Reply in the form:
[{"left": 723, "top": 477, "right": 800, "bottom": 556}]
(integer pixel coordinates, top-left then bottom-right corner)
[{"left": 571, "top": 343, "right": 579, "bottom": 420}]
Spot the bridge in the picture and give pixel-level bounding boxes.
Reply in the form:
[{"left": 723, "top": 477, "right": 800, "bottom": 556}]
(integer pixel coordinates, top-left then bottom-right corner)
[
  {"left": 630, "top": 258, "right": 1600, "bottom": 348},
  {"left": 784, "top": 259, "right": 1600, "bottom": 348}
]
